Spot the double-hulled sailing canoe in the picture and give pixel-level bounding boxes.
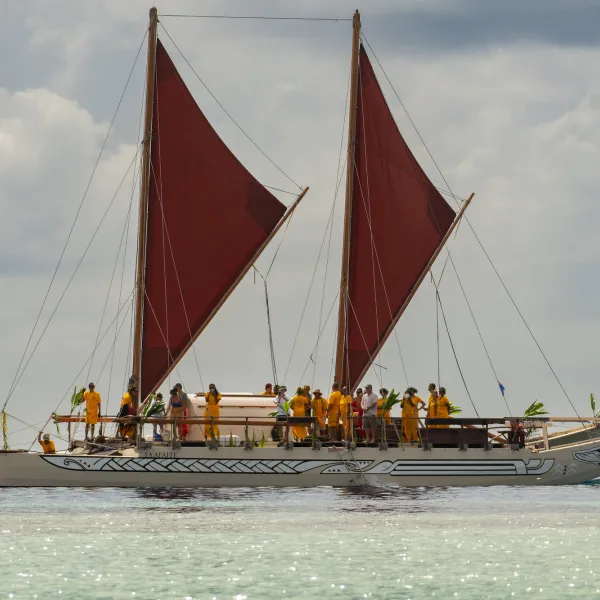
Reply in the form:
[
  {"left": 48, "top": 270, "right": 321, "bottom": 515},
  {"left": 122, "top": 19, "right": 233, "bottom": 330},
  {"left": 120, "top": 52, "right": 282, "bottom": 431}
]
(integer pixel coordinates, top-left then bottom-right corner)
[{"left": 2, "top": 8, "right": 600, "bottom": 488}]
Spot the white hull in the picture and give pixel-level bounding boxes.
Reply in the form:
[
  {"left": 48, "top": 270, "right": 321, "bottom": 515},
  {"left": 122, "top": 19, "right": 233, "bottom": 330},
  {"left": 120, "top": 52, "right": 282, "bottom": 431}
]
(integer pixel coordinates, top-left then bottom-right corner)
[{"left": 2, "top": 438, "right": 600, "bottom": 487}]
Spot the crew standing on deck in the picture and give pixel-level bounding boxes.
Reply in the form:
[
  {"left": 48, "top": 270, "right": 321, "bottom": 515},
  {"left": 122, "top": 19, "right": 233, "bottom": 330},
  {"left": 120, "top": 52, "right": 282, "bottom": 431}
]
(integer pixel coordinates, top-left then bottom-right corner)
[
  {"left": 117, "top": 384, "right": 136, "bottom": 439},
  {"left": 327, "top": 383, "right": 342, "bottom": 441},
  {"left": 340, "top": 386, "right": 353, "bottom": 440},
  {"left": 402, "top": 387, "right": 425, "bottom": 443},
  {"left": 311, "top": 389, "right": 327, "bottom": 437},
  {"left": 290, "top": 387, "right": 309, "bottom": 441},
  {"left": 361, "top": 384, "right": 378, "bottom": 444},
  {"left": 436, "top": 387, "right": 451, "bottom": 428},
  {"left": 204, "top": 383, "right": 221, "bottom": 441},
  {"left": 38, "top": 432, "right": 56, "bottom": 454},
  {"left": 83, "top": 382, "right": 101, "bottom": 440}
]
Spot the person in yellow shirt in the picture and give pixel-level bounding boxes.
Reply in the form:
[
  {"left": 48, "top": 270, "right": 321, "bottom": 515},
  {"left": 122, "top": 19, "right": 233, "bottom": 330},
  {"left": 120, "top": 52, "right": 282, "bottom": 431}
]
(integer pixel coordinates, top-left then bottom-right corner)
[
  {"left": 204, "top": 383, "right": 221, "bottom": 440},
  {"left": 377, "top": 388, "right": 392, "bottom": 425},
  {"left": 38, "top": 432, "right": 56, "bottom": 454},
  {"left": 401, "top": 387, "right": 425, "bottom": 443},
  {"left": 340, "top": 386, "right": 353, "bottom": 441},
  {"left": 311, "top": 389, "right": 327, "bottom": 437},
  {"left": 260, "top": 383, "right": 275, "bottom": 396},
  {"left": 117, "top": 385, "right": 136, "bottom": 439},
  {"left": 327, "top": 382, "right": 342, "bottom": 441},
  {"left": 83, "top": 382, "right": 101, "bottom": 440},
  {"left": 290, "top": 387, "right": 310, "bottom": 440},
  {"left": 436, "top": 387, "right": 451, "bottom": 428},
  {"left": 426, "top": 384, "right": 439, "bottom": 428}
]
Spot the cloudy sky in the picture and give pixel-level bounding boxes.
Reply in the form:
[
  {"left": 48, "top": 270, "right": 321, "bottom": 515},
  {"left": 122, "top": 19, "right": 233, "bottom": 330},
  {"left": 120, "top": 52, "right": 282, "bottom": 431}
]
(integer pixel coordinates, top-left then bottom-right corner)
[{"left": 2, "top": 0, "right": 599, "bottom": 447}]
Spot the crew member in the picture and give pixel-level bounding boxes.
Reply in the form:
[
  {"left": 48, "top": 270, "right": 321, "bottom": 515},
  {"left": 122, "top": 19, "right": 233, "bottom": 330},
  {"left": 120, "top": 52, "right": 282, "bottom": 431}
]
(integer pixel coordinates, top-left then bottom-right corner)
[
  {"left": 327, "top": 382, "right": 342, "bottom": 441},
  {"left": 261, "top": 383, "right": 275, "bottom": 396},
  {"left": 437, "top": 387, "right": 451, "bottom": 429},
  {"left": 83, "top": 382, "right": 101, "bottom": 441},
  {"left": 204, "top": 383, "right": 221, "bottom": 441},
  {"left": 402, "top": 387, "right": 425, "bottom": 443},
  {"left": 311, "top": 389, "right": 327, "bottom": 437},
  {"left": 340, "top": 386, "right": 353, "bottom": 440},
  {"left": 38, "top": 432, "right": 56, "bottom": 454},
  {"left": 289, "top": 387, "right": 309, "bottom": 441}
]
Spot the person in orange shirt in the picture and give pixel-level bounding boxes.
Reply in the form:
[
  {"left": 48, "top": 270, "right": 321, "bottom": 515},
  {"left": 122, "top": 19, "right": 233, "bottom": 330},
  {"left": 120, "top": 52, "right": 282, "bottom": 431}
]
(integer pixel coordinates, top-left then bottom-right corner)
[
  {"left": 340, "top": 386, "right": 353, "bottom": 441},
  {"left": 327, "top": 383, "right": 342, "bottom": 442},
  {"left": 260, "top": 383, "right": 275, "bottom": 396},
  {"left": 38, "top": 432, "right": 56, "bottom": 454},
  {"left": 83, "top": 382, "right": 101, "bottom": 440}
]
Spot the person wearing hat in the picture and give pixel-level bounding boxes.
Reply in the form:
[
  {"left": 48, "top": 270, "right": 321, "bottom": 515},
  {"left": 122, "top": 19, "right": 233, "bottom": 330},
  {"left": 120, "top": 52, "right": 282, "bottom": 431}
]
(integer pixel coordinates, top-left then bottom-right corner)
[
  {"left": 311, "top": 389, "right": 327, "bottom": 437},
  {"left": 274, "top": 385, "right": 289, "bottom": 443},
  {"left": 327, "top": 383, "right": 342, "bottom": 441},
  {"left": 83, "top": 382, "right": 102, "bottom": 440},
  {"left": 260, "top": 383, "right": 275, "bottom": 397},
  {"left": 37, "top": 431, "right": 56, "bottom": 454},
  {"left": 289, "top": 387, "right": 309, "bottom": 441}
]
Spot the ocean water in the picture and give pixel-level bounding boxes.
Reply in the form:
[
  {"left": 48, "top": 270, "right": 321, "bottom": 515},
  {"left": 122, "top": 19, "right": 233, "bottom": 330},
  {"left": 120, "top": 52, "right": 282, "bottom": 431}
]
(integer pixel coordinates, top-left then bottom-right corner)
[{"left": 0, "top": 485, "right": 599, "bottom": 599}]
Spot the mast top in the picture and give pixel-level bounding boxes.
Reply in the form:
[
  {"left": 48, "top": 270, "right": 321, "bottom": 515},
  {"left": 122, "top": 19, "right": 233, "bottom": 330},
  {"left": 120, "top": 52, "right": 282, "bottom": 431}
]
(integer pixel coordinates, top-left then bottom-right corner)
[{"left": 149, "top": 6, "right": 158, "bottom": 20}]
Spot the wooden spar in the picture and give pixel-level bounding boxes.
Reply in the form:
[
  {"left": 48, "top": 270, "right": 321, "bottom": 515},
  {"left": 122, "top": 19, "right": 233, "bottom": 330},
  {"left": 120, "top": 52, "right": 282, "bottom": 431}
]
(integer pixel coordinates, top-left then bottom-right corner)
[
  {"left": 351, "top": 192, "right": 475, "bottom": 390},
  {"left": 132, "top": 8, "right": 159, "bottom": 407},
  {"left": 334, "top": 10, "right": 361, "bottom": 387},
  {"left": 148, "top": 186, "right": 310, "bottom": 397},
  {"left": 131, "top": 7, "right": 159, "bottom": 411}
]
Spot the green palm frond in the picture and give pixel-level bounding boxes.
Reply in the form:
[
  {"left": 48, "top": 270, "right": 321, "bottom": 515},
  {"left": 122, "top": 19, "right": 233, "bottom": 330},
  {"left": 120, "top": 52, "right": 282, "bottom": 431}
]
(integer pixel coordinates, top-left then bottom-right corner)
[
  {"left": 268, "top": 411, "right": 278, "bottom": 417},
  {"left": 523, "top": 400, "right": 548, "bottom": 419},
  {"left": 591, "top": 393, "right": 598, "bottom": 418},
  {"left": 70, "top": 387, "right": 85, "bottom": 414},
  {"left": 142, "top": 396, "right": 166, "bottom": 419},
  {"left": 449, "top": 403, "right": 462, "bottom": 415},
  {"left": 382, "top": 389, "right": 401, "bottom": 412},
  {"left": 229, "top": 430, "right": 234, "bottom": 447},
  {"left": 260, "top": 431, "right": 266, "bottom": 448}
]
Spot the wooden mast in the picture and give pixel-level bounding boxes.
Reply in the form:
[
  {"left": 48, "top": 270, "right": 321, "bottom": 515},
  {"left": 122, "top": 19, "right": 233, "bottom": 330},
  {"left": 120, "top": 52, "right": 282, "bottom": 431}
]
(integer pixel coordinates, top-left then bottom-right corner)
[
  {"left": 132, "top": 7, "right": 159, "bottom": 410},
  {"left": 334, "top": 10, "right": 361, "bottom": 388}
]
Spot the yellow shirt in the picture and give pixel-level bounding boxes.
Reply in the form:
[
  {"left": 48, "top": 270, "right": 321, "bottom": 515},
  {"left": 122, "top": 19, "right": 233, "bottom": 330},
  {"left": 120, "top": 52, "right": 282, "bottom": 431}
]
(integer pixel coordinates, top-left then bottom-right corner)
[
  {"left": 328, "top": 391, "right": 341, "bottom": 416},
  {"left": 121, "top": 392, "right": 133, "bottom": 407},
  {"left": 437, "top": 395, "right": 450, "bottom": 418},
  {"left": 290, "top": 395, "right": 308, "bottom": 416},
  {"left": 311, "top": 397, "right": 327, "bottom": 418},
  {"left": 260, "top": 390, "right": 275, "bottom": 397},
  {"left": 340, "top": 394, "right": 352, "bottom": 415},
  {"left": 84, "top": 390, "right": 101, "bottom": 413},
  {"left": 39, "top": 439, "right": 56, "bottom": 454}
]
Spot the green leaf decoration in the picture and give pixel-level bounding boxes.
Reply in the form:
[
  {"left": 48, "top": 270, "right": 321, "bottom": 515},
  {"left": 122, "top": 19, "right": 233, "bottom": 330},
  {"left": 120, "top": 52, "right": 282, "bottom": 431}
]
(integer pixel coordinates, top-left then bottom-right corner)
[
  {"left": 591, "top": 393, "right": 598, "bottom": 418},
  {"left": 523, "top": 400, "right": 548, "bottom": 419},
  {"left": 449, "top": 403, "right": 462, "bottom": 415},
  {"left": 252, "top": 430, "right": 258, "bottom": 447},
  {"left": 260, "top": 431, "right": 266, "bottom": 448},
  {"left": 142, "top": 395, "right": 166, "bottom": 420},
  {"left": 267, "top": 410, "right": 278, "bottom": 418},
  {"left": 70, "top": 387, "right": 85, "bottom": 415},
  {"left": 229, "top": 430, "right": 234, "bottom": 447},
  {"left": 382, "top": 389, "right": 401, "bottom": 413}
]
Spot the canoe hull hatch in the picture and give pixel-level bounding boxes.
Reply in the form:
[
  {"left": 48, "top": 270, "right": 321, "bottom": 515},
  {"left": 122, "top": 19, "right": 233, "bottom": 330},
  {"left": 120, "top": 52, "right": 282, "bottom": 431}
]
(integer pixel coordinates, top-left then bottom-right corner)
[{"left": 2, "top": 439, "right": 600, "bottom": 487}]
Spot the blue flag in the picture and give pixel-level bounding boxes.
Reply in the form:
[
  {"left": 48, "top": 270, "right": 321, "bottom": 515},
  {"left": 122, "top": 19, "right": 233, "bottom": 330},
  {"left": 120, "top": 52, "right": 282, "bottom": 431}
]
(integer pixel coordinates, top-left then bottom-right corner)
[{"left": 498, "top": 381, "right": 506, "bottom": 396}]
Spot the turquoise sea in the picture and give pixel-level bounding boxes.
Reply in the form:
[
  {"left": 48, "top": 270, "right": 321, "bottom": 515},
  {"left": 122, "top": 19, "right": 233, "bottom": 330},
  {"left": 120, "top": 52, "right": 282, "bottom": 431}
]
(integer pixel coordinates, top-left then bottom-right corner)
[{"left": 0, "top": 485, "right": 599, "bottom": 599}]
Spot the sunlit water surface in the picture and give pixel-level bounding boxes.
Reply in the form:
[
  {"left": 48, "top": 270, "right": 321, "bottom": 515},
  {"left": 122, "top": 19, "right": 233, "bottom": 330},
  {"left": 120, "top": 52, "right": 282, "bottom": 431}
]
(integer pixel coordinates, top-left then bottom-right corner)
[{"left": 0, "top": 485, "right": 599, "bottom": 599}]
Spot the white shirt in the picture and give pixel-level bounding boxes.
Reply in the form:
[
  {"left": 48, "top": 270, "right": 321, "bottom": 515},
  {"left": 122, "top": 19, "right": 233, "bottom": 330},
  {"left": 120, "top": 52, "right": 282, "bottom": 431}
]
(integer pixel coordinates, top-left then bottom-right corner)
[
  {"left": 361, "top": 392, "right": 378, "bottom": 416},
  {"left": 274, "top": 393, "right": 289, "bottom": 417}
]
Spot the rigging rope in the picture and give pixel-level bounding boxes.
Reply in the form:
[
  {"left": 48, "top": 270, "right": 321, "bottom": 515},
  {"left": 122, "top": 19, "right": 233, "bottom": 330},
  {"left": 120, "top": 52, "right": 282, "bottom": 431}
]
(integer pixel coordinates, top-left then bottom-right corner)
[
  {"left": 159, "top": 22, "right": 302, "bottom": 191},
  {"left": 2, "top": 28, "right": 148, "bottom": 414},
  {"left": 3, "top": 149, "right": 141, "bottom": 411},
  {"left": 436, "top": 291, "right": 480, "bottom": 418},
  {"left": 363, "top": 33, "right": 584, "bottom": 422}
]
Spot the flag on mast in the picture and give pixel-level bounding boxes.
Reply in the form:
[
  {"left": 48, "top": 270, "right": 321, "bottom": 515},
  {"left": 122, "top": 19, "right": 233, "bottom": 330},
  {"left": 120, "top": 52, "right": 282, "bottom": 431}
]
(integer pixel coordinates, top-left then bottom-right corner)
[{"left": 498, "top": 381, "right": 506, "bottom": 397}]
